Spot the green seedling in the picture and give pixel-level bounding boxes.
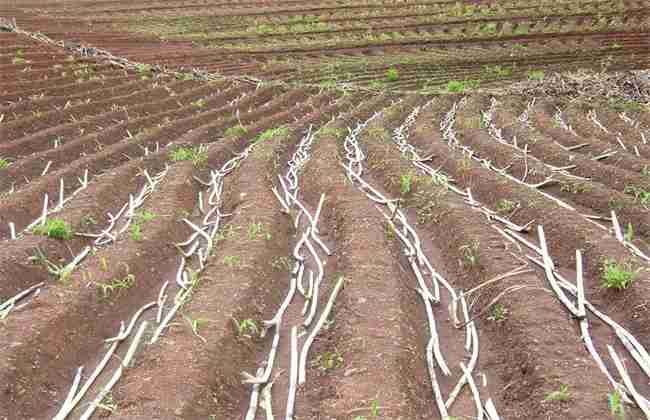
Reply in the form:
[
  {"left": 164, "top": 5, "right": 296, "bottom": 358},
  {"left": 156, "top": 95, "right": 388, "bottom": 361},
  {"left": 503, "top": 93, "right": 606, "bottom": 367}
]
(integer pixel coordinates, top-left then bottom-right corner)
[
  {"left": 601, "top": 259, "right": 637, "bottom": 290},
  {"left": 223, "top": 255, "right": 242, "bottom": 267},
  {"left": 256, "top": 126, "right": 290, "bottom": 143},
  {"left": 224, "top": 124, "right": 248, "bottom": 138},
  {"left": 459, "top": 241, "right": 480, "bottom": 267},
  {"left": 386, "top": 67, "right": 399, "bottom": 82},
  {"left": 185, "top": 315, "right": 209, "bottom": 343},
  {"left": 400, "top": 173, "right": 414, "bottom": 195},
  {"left": 0, "top": 157, "right": 9, "bottom": 170},
  {"left": 608, "top": 390, "right": 626, "bottom": 419},
  {"left": 624, "top": 223, "right": 634, "bottom": 242},
  {"left": 31, "top": 218, "right": 73, "bottom": 240},
  {"left": 247, "top": 222, "right": 272, "bottom": 240},
  {"left": 316, "top": 349, "right": 344, "bottom": 370},
  {"left": 97, "top": 392, "right": 117, "bottom": 412},
  {"left": 96, "top": 273, "right": 135, "bottom": 298},
  {"left": 527, "top": 70, "right": 546, "bottom": 81},
  {"left": 545, "top": 384, "right": 571, "bottom": 402},
  {"left": 495, "top": 199, "right": 517, "bottom": 214},
  {"left": 446, "top": 79, "right": 480, "bottom": 93},
  {"left": 169, "top": 145, "right": 208, "bottom": 167},
  {"left": 487, "top": 303, "right": 509, "bottom": 322},
  {"left": 232, "top": 317, "right": 258, "bottom": 337}
]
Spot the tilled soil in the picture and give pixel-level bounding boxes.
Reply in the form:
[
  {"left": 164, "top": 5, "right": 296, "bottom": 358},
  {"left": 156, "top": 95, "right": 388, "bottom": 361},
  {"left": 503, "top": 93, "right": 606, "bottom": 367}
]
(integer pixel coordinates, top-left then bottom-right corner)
[{"left": 2, "top": 3, "right": 650, "bottom": 420}]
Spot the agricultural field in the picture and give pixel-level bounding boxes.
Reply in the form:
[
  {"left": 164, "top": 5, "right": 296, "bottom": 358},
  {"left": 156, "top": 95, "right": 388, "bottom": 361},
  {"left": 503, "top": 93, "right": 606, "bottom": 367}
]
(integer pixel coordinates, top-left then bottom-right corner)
[{"left": 1, "top": 1, "right": 650, "bottom": 420}]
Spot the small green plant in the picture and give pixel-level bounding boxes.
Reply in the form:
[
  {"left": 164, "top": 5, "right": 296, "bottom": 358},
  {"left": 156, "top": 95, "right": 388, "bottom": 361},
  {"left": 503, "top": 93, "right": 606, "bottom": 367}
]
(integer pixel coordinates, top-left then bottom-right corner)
[
  {"left": 479, "top": 22, "right": 498, "bottom": 35},
  {"left": 96, "top": 273, "right": 135, "bottom": 298},
  {"left": 316, "top": 348, "right": 344, "bottom": 370},
  {"left": 224, "top": 124, "right": 248, "bottom": 138},
  {"left": 175, "top": 72, "right": 195, "bottom": 80},
  {"left": 527, "top": 70, "right": 545, "bottom": 81},
  {"left": 184, "top": 315, "right": 209, "bottom": 343},
  {"left": 386, "top": 67, "right": 399, "bottom": 82},
  {"left": 97, "top": 392, "right": 117, "bottom": 412},
  {"left": 271, "top": 256, "right": 293, "bottom": 271},
  {"left": 544, "top": 384, "right": 571, "bottom": 402},
  {"left": 232, "top": 317, "right": 258, "bottom": 337},
  {"left": 446, "top": 79, "right": 481, "bottom": 93},
  {"left": 129, "top": 210, "right": 155, "bottom": 241},
  {"left": 483, "top": 65, "right": 513, "bottom": 78},
  {"left": 624, "top": 185, "right": 650, "bottom": 206},
  {"left": 400, "top": 173, "right": 414, "bottom": 195},
  {"left": 169, "top": 145, "right": 208, "bottom": 167},
  {"left": 459, "top": 241, "right": 480, "bottom": 267},
  {"left": 560, "top": 181, "right": 591, "bottom": 194},
  {"left": 191, "top": 98, "right": 206, "bottom": 108},
  {"left": 608, "top": 390, "right": 626, "bottom": 419},
  {"left": 370, "top": 400, "right": 380, "bottom": 417},
  {"left": 0, "top": 157, "right": 9, "bottom": 170},
  {"left": 223, "top": 255, "right": 242, "bottom": 267},
  {"left": 247, "top": 222, "right": 272, "bottom": 240},
  {"left": 487, "top": 303, "right": 509, "bottom": 322},
  {"left": 601, "top": 259, "right": 637, "bottom": 290},
  {"left": 31, "top": 218, "right": 73, "bottom": 240},
  {"left": 134, "top": 63, "right": 152, "bottom": 74},
  {"left": 624, "top": 223, "right": 634, "bottom": 242},
  {"left": 495, "top": 198, "right": 517, "bottom": 214},
  {"left": 256, "top": 126, "right": 290, "bottom": 143}
]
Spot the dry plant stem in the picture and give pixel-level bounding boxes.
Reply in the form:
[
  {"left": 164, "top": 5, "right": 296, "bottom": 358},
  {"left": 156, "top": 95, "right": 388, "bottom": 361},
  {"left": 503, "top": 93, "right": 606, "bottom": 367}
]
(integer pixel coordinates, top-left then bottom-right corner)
[
  {"left": 79, "top": 321, "right": 149, "bottom": 420},
  {"left": 537, "top": 226, "right": 580, "bottom": 316},
  {"left": 285, "top": 326, "right": 299, "bottom": 420},
  {"left": 245, "top": 367, "right": 266, "bottom": 420},
  {"left": 609, "top": 346, "right": 650, "bottom": 418},
  {"left": 298, "top": 276, "right": 345, "bottom": 385}
]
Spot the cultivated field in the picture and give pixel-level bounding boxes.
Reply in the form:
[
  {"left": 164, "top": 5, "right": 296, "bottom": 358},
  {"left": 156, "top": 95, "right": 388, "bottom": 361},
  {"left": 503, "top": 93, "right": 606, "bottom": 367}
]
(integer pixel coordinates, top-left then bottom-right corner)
[{"left": 1, "top": 1, "right": 650, "bottom": 420}]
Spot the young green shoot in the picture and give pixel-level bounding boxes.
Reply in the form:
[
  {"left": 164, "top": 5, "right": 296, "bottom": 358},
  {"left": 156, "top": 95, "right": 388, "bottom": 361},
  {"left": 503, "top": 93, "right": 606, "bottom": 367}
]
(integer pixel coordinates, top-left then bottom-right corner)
[
  {"left": 601, "top": 259, "right": 637, "bottom": 290},
  {"left": 31, "top": 218, "right": 73, "bottom": 240},
  {"left": 232, "top": 317, "right": 258, "bottom": 337},
  {"left": 544, "top": 384, "right": 571, "bottom": 402}
]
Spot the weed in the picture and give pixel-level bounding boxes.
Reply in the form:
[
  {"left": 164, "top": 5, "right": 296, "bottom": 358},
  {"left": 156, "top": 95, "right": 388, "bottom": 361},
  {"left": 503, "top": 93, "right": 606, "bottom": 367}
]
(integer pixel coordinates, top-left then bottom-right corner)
[
  {"left": 247, "top": 222, "right": 272, "bottom": 240},
  {"left": 96, "top": 273, "right": 135, "bottom": 299},
  {"left": 527, "top": 70, "right": 546, "bottom": 81},
  {"left": 601, "top": 259, "right": 637, "bottom": 290},
  {"left": 495, "top": 198, "right": 518, "bottom": 214},
  {"left": 99, "top": 256, "right": 109, "bottom": 272},
  {"left": 608, "top": 197, "right": 625, "bottom": 211},
  {"left": 400, "top": 173, "right": 414, "bottom": 195},
  {"left": 175, "top": 72, "right": 195, "bottom": 80},
  {"left": 232, "top": 317, "right": 258, "bottom": 337},
  {"left": 191, "top": 98, "right": 207, "bottom": 108},
  {"left": 97, "top": 392, "right": 117, "bottom": 412},
  {"left": 446, "top": 79, "right": 481, "bottom": 93},
  {"left": 31, "top": 218, "right": 73, "bottom": 240},
  {"left": 487, "top": 303, "right": 509, "bottom": 322},
  {"left": 483, "top": 65, "right": 513, "bottom": 78},
  {"left": 318, "top": 126, "right": 344, "bottom": 139},
  {"left": 169, "top": 145, "right": 208, "bottom": 167},
  {"left": 624, "top": 185, "right": 650, "bottom": 206},
  {"left": 479, "top": 22, "right": 498, "bottom": 35},
  {"left": 271, "top": 256, "right": 293, "bottom": 271},
  {"left": 544, "top": 384, "right": 571, "bottom": 402},
  {"left": 134, "top": 63, "right": 152, "bottom": 74},
  {"left": 560, "top": 181, "right": 591, "bottom": 194},
  {"left": 12, "top": 56, "right": 26, "bottom": 64},
  {"left": 129, "top": 210, "right": 155, "bottom": 241},
  {"left": 459, "top": 241, "right": 480, "bottom": 267},
  {"left": 256, "top": 126, "right": 289, "bottom": 143},
  {"left": 184, "top": 315, "right": 209, "bottom": 343},
  {"left": 371, "top": 400, "right": 380, "bottom": 417},
  {"left": 315, "top": 348, "right": 344, "bottom": 370},
  {"left": 624, "top": 223, "right": 634, "bottom": 242},
  {"left": 0, "top": 157, "right": 9, "bottom": 169},
  {"left": 608, "top": 390, "right": 626, "bottom": 419},
  {"left": 458, "top": 155, "right": 473, "bottom": 173},
  {"left": 223, "top": 255, "right": 242, "bottom": 267},
  {"left": 368, "top": 79, "right": 385, "bottom": 90},
  {"left": 386, "top": 67, "right": 399, "bottom": 82},
  {"left": 224, "top": 124, "right": 248, "bottom": 138}
]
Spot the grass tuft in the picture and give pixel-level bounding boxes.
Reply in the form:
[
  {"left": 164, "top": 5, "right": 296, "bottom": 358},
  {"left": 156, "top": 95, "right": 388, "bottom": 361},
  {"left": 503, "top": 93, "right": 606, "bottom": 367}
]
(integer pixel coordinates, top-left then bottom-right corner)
[
  {"left": 32, "top": 218, "right": 73, "bottom": 240},
  {"left": 601, "top": 259, "right": 637, "bottom": 290}
]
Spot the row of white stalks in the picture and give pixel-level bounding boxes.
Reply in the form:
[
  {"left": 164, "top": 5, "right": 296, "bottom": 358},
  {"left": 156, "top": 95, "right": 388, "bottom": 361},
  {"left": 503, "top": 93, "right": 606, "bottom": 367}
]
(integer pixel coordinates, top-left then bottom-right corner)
[
  {"left": 243, "top": 126, "right": 342, "bottom": 420},
  {"left": 441, "top": 98, "right": 650, "bottom": 416},
  {"left": 52, "top": 139, "right": 256, "bottom": 420}
]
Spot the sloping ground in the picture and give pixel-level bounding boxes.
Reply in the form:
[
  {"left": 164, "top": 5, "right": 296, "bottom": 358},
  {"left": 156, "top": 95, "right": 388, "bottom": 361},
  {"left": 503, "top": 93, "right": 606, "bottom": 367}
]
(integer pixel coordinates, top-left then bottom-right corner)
[
  {"left": 2, "top": 2, "right": 650, "bottom": 420},
  {"left": 1, "top": 0, "right": 650, "bottom": 90}
]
